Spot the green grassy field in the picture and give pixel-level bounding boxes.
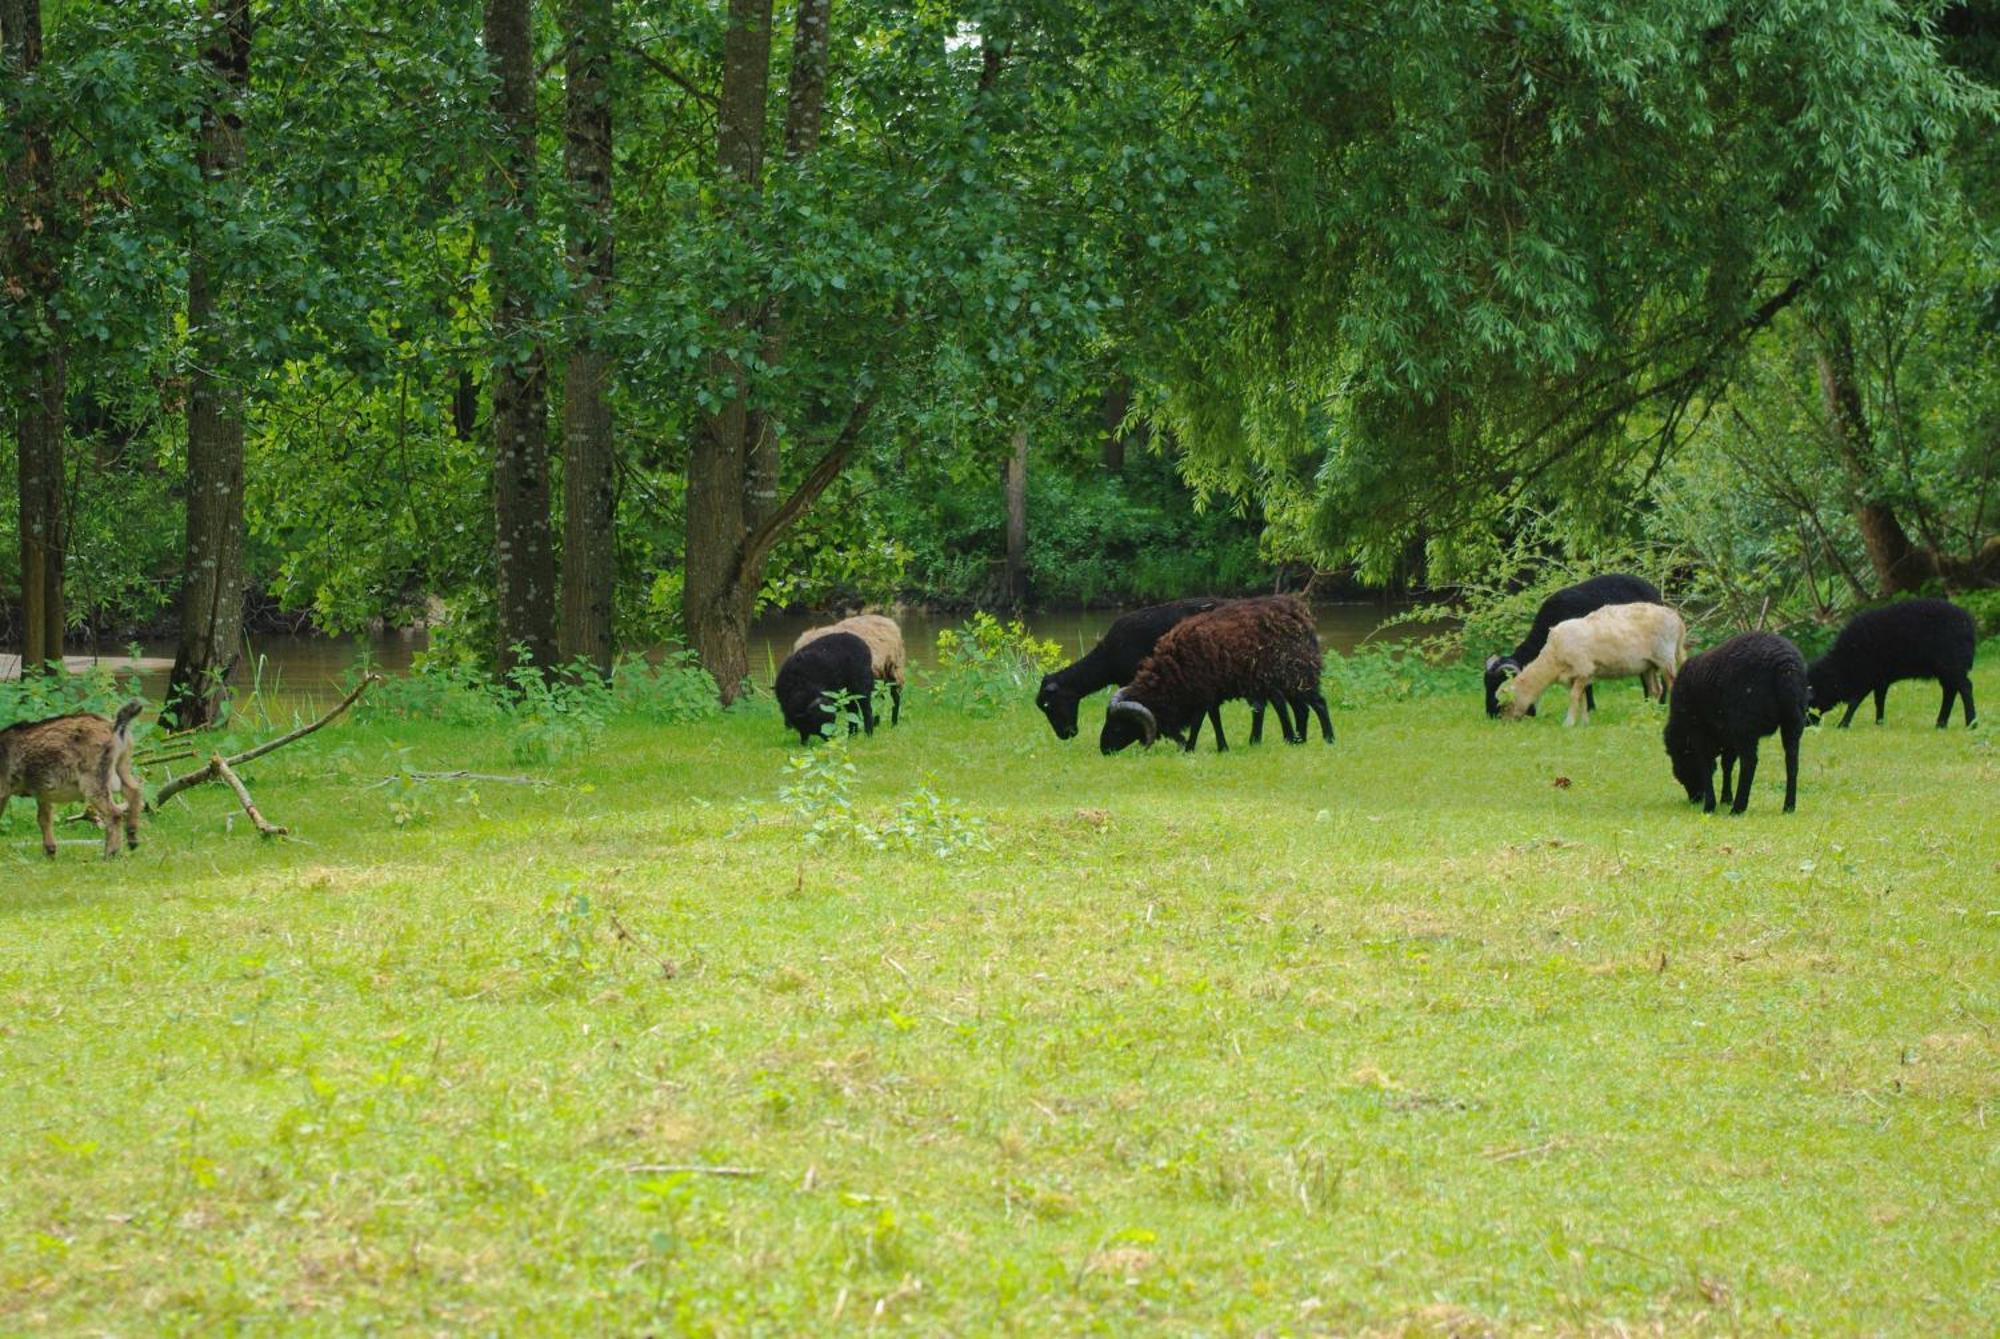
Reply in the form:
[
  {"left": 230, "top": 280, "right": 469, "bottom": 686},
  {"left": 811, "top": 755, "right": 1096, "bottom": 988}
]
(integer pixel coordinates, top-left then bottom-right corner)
[{"left": 3, "top": 660, "right": 1996, "bottom": 1334}]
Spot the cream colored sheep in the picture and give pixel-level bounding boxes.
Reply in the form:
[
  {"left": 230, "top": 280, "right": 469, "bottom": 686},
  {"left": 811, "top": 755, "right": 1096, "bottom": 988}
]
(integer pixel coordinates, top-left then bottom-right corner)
[
  {"left": 1499, "top": 602, "right": 1686, "bottom": 726},
  {"left": 793, "top": 613, "right": 906, "bottom": 724}
]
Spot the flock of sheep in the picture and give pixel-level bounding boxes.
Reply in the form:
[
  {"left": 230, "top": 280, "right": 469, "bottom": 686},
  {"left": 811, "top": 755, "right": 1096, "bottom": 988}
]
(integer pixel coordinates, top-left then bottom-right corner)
[
  {"left": 780, "top": 576, "right": 1981, "bottom": 817},
  {"left": 0, "top": 579, "right": 1982, "bottom": 859}
]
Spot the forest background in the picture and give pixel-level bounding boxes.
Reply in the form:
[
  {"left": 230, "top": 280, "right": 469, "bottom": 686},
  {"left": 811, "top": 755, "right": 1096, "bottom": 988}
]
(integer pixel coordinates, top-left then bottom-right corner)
[{"left": 5, "top": 0, "right": 1998, "bottom": 723}]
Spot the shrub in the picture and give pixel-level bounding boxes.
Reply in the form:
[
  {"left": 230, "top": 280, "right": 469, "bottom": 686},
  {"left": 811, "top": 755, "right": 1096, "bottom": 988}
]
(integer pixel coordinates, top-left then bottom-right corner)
[
  {"left": 932, "top": 612, "right": 1063, "bottom": 717},
  {"left": 1321, "top": 643, "right": 1458, "bottom": 710},
  {"left": 0, "top": 659, "right": 146, "bottom": 730},
  {"left": 610, "top": 652, "right": 721, "bottom": 724}
]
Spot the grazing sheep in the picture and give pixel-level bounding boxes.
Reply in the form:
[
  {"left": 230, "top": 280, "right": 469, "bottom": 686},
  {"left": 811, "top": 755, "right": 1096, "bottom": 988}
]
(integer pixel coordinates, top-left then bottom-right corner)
[
  {"left": 795, "top": 613, "right": 906, "bottom": 725},
  {"left": 1499, "top": 602, "right": 1686, "bottom": 725},
  {"left": 1664, "top": 632, "right": 1808, "bottom": 814},
  {"left": 775, "top": 633, "right": 875, "bottom": 745},
  {"left": 1037, "top": 598, "right": 1225, "bottom": 739},
  {"left": 0, "top": 701, "right": 144, "bottom": 857},
  {"left": 1807, "top": 598, "right": 1977, "bottom": 729},
  {"left": 1484, "top": 573, "right": 1662, "bottom": 717},
  {"left": 1101, "top": 595, "right": 1333, "bottom": 753}
]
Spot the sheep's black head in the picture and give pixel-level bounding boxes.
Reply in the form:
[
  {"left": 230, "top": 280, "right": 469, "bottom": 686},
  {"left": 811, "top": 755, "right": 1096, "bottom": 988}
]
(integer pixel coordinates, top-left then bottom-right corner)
[
  {"left": 1036, "top": 675, "right": 1080, "bottom": 740},
  {"left": 1100, "top": 690, "right": 1159, "bottom": 754},
  {"left": 1804, "top": 656, "right": 1842, "bottom": 719},
  {"left": 1483, "top": 655, "right": 1518, "bottom": 718},
  {"left": 1663, "top": 723, "right": 1708, "bottom": 804}
]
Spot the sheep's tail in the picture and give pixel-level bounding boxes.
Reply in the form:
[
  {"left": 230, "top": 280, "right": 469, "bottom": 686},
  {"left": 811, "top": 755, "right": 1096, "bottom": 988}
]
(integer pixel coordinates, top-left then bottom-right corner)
[{"left": 113, "top": 701, "right": 144, "bottom": 739}]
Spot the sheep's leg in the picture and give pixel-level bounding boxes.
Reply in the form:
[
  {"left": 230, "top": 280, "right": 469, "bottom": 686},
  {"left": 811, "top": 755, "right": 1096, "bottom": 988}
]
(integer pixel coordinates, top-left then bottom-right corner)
[
  {"left": 861, "top": 693, "right": 876, "bottom": 737},
  {"left": 1565, "top": 679, "right": 1589, "bottom": 726},
  {"left": 1719, "top": 752, "right": 1735, "bottom": 807},
  {"left": 1185, "top": 713, "right": 1204, "bottom": 750},
  {"left": 1700, "top": 763, "right": 1718, "bottom": 814},
  {"left": 1730, "top": 743, "right": 1760, "bottom": 815},
  {"left": 1247, "top": 698, "right": 1265, "bottom": 745},
  {"left": 1936, "top": 679, "right": 1957, "bottom": 729},
  {"left": 1780, "top": 719, "right": 1802, "bottom": 813},
  {"left": 1871, "top": 684, "right": 1888, "bottom": 724},
  {"left": 36, "top": 798, "right": 57, "bottom": 858},
  {"left": 1586, "top": 682, "right": 1597, "bottom": 712},
  {"left": 1206, "top": 707, "right": 1228, "bottom": 753},
  {"left": 890, "top": 680, "right": 902, "bottom": 727},
  {"left": 1270, "top": 696, "right": 1300, "bottom": 745},
  {"left": 1959, "top": 676, "right": 1977, "bottom": 728},
  {"left": 1837, "top": 698, "right": 1861, "bottom": 728},
  {"left": 1305, "top": 690, "right": 1335, "bottom": 743}
]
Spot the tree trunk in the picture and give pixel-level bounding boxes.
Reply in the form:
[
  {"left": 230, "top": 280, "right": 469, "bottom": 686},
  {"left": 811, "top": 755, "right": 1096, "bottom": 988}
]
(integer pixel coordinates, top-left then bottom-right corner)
[
  {"left": 18, "top": 349, "right": 66, "bottom": 670},
  {"left": 559, "top": 0, "right": 616, "bottom": 677},
  {"left": 1004, "top": 425, "right": 1029, "bottom": 607},
  {"left": 164, "top": 0, "right": 252, "bottom": 729},
  {"left": 5, "top": 0, "right": 66, "bottom": 672},
  {"left": 1816, "top": 323, "right": 1933, "bottom": 596},
  {"left": 1100, "top": 377, "right": 1128, "bottom": 474},
  {"left": 486, "top": 0, "right": 559, "bottom": 676}
]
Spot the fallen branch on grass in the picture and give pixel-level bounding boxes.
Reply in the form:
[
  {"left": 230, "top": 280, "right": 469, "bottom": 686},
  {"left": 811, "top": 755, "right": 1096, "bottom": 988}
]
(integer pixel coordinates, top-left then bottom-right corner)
[
  {"left": 365, "top": 769, "right": 547, "bottom": 788},
  {"left": 150, "top": 673, "right": 380, "bottom": 811},
  {"left": 215, "top": 756, "right": 288, "bottom": 838},
  {"left": 620, "top": 1163, "right": 761, "bottom": 1178}
]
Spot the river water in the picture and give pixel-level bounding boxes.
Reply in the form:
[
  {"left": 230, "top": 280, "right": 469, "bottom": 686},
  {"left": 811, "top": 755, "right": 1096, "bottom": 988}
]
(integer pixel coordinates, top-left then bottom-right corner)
[{"left": 8, "top": 601, "right": 1426, "bottom": 710}]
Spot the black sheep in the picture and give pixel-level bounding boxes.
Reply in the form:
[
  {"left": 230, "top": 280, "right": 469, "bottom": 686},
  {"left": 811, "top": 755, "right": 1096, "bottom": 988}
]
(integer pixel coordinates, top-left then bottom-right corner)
[
  {"left": 1101, "top": 595, "right": 1333, "bottom": 753},
  {"left": 1807, "top": 598, "right": 1977, "bottom": 729},
  {"left": 1663, "top": 632, "right": 1808, "bottom": 815},
  {"left": 1037, "top": 598, "right": 1223, "bottom": 740},
  {"left": 1484, "top": 573, "right": 1662, "bottom": 717},
  {"left": 774, "top": 632, "right": 876, "bottom": 745}
]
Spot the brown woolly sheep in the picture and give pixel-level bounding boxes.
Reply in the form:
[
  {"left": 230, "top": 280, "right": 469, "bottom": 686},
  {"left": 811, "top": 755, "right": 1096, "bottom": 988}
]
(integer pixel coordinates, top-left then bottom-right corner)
[
  {"left": 1101, "top": 595, "right": 1333, "bottom": 753},
  {"left": 0, "top": 702, "right": 144, "bottom": 858}
]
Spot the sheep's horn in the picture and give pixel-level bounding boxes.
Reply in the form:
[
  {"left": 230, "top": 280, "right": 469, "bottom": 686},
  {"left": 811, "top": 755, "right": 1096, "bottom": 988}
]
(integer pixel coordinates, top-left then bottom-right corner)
[
  {"left": 1107, "top": 696, "right": 1158, "bottom": 748},
  {"left": 1484, "top": 654, "right": 1502, "bottom": 673}
]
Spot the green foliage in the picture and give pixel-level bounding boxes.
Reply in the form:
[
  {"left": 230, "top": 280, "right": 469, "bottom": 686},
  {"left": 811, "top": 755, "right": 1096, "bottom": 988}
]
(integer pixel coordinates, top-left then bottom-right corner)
[
  {"left": 502, "top": 660, "right": 610, "bottom": 766},
  {"left": 1319, "top": 644, "right": 1459, "bottom": 711},
  {"left": 778, "top": 735, "right": 988, "bottom": 858},
  {"left": 361, "top": 658, "right": 508, "bottom": 728},
  {"left": 608, "top": 653, "right": 722, "bottom": 725},
  {"left": 1957, "top": 589, "right": 2000, "bottom": 637},
  {"left": 931, "top": 613, "right": 1064, "bottom": 717},
  {"left": 0, "top": 663, "right": 146, "bottom": 731}
]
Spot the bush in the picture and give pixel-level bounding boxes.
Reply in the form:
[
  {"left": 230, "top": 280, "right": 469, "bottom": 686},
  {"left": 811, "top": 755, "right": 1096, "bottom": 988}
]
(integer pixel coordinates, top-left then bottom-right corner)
[
  {"left": 0, "top": 662, "right": 146, "bottom": 731},
  {"left": 931, "top": 612, "right": 1063, "bottom": 717},
  {"left": 1321, "top": 643, "right": 1459, "bottom": 710},
  {"left": 609, "top": 652, "right": 721, "bottom": 724}
]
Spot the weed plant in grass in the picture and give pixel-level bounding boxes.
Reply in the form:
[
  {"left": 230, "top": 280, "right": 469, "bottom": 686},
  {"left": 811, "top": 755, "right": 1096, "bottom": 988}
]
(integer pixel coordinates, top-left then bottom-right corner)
[{"left": 1, "top": 654, "right": 1996, "bottom": 1332}]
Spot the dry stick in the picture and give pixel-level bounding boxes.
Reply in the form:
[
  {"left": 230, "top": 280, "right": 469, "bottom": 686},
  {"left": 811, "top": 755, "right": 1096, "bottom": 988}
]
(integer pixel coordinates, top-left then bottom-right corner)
[
  {"left": 134, "top": 748, "right": 198, "bottom": 766},
  {"left": 150, "top": 673, "right": 380, "bottom": 810},
  {"left": 620, "top": 1163, "right": 761, "bottom": 1178},
  {"left": 365, "top": 769, "right": 546, "bottom": 788},
  {"left": 214, "top": 755, "right": 288, "bottom": 838}
]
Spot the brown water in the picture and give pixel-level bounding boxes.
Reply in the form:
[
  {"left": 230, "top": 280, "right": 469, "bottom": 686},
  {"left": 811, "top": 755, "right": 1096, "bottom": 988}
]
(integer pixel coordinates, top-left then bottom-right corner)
[{"left": 12, "top": 602, "right": 1426, "bottom": 710}]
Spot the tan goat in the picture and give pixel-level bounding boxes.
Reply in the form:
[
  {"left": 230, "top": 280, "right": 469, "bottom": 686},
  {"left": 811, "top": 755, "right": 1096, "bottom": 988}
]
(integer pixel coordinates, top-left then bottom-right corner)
[{"left": 1500, "top": 603, "right": 1687, "bottom": 726}]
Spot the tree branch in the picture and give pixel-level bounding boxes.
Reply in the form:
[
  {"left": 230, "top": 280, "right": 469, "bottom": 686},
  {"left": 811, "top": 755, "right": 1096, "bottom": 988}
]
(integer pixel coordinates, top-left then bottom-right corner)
[{"left": 734, "top": 389, "right": 881, "bottom": 590}]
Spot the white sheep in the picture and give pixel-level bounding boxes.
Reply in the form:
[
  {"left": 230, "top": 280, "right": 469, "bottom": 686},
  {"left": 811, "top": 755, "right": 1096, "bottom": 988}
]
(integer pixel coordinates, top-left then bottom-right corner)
[
  {"left": 1499, "top": 602, "right": 1686, "bottom": 725},
  {"left": 793, "top": 613, "right": 906, "bottom": 725}
]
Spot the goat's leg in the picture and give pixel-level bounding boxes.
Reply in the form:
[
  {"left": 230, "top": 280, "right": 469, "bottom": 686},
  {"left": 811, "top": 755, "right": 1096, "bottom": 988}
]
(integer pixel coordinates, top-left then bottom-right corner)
[
  {"left": 1565, "top": 679, "right": 1589, "bottom": 726},
  {"left": 37, "top": 798, "right": 57, "bottom": 858}
]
